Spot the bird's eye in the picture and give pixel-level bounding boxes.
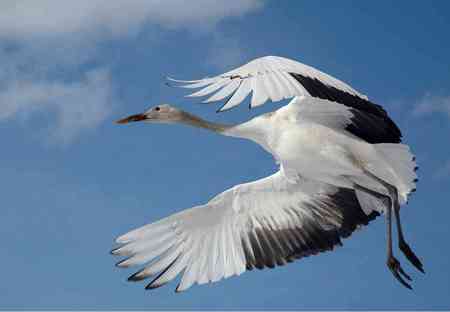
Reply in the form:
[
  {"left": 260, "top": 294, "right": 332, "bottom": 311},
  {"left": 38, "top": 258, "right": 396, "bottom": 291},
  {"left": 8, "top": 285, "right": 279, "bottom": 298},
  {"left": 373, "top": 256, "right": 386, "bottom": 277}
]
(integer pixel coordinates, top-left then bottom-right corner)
[{"left": 155, "top": 106, "right": 160, "bottom": 111}]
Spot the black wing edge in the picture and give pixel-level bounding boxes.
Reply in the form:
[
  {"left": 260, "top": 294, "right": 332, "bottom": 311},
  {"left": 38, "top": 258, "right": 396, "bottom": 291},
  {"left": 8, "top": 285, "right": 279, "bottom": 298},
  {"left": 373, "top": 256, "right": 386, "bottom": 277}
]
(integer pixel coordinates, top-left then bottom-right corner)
[
  {"left": 241, "top": 188, "right": 380, "bottom": 270},
  {"left": 289, "top": 73, "right": 402, "bottom": 144}
]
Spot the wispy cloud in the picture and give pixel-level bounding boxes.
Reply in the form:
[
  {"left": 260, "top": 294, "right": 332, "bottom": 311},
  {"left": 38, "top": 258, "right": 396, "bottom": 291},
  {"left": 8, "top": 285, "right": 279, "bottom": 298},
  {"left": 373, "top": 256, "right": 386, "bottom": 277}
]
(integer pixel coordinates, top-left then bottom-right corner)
[
  {"left": 412, "top": 93, "right": 450, "bottom": 118},
  {"left": 0, "top": 0, "right": 263, "bottom": 40},
  {"left": 0, "top": 0, "right": 264, "bottom": 143},
  {"left": 0, "top": 68, "right": 114, "bottom": 143},
  {"left": 0, "top": 47, "right": 115, "bottom": 143}
]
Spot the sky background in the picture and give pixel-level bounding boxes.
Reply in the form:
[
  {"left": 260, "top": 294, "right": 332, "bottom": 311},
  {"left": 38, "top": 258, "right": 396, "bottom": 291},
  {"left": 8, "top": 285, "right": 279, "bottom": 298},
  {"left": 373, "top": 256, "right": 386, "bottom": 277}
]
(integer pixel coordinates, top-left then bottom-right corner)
[{"left": 1, "top": 0, "right": 450, "bottom": 309}]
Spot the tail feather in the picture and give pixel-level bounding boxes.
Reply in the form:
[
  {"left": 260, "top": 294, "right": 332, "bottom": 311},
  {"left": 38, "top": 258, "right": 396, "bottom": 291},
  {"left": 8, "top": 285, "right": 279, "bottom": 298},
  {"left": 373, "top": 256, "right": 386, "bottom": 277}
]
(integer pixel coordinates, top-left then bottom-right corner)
[{"left": 375, "top": 143, "right": 417, "bottom": 204}]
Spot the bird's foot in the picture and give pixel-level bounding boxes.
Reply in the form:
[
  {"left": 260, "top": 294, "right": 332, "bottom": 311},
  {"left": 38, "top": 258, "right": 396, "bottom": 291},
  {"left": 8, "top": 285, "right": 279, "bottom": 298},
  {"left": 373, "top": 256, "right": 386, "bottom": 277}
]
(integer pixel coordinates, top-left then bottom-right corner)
[
  {"left": 399, "top": 241, "right": 425, "bottom": 273},
  {"left": 387, "top": 256, "right": 412, "bottom": 289}
]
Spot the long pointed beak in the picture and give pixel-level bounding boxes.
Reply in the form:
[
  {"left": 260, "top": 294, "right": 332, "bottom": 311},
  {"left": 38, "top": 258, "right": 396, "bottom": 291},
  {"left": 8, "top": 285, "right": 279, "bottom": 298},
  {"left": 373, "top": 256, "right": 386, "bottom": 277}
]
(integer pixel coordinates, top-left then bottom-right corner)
[{"left": 115, "top": 113, "right": 147, "bottom": 124}]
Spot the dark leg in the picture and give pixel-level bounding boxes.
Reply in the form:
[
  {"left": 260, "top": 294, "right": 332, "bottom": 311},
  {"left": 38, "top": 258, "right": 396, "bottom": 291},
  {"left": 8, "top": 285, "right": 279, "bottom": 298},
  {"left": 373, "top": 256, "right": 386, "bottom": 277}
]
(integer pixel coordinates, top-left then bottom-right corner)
[
  {"left": 386, "top": 204, "right": 412, "bottom": 289},
  {"left": 357, "top": 172, "right": 413, "bottom": 289},
  {"left": 394, "top": 206, "right": 425, "bottom": 273}
]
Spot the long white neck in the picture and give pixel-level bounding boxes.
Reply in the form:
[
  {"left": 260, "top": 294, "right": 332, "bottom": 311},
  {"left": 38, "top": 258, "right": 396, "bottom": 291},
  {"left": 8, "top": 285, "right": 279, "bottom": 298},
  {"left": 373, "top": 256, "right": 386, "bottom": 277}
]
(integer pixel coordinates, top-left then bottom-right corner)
[
  {"left": 177, "top": 111, "right": 233, "bottom": 133},
  {"left": 176, "top": 110, "right": 269, "bottom": 148}
]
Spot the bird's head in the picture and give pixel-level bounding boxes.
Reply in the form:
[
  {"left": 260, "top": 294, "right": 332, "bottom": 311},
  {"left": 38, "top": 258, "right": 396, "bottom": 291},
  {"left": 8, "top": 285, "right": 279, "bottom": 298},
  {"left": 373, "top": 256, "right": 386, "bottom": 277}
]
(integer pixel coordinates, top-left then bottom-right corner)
[
  {"left": 116, "top": 104, "right": 184, "bottom": 125},
  {"left": 116, "top": 103, "right": 231, "bottom": 133}
]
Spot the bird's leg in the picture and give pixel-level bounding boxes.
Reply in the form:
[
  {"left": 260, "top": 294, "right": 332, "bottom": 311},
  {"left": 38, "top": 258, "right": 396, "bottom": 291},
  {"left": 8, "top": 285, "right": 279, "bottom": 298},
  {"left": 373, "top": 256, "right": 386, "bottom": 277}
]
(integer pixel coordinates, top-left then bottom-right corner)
[
  {"left": 386, "top": 202, "right": 412, "bottom": 289},
  {"left": 361, "top": 170, "right": 412, "bottom": 289},
  {"left": 394, "top": 204, "right": 424, "bottom": 273}
]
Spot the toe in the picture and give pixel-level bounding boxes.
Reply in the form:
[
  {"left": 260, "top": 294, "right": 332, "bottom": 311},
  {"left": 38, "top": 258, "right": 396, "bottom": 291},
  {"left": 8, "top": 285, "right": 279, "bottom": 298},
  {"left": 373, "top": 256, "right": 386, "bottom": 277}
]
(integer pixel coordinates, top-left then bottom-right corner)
[
  {"left": 387, "top": 256, "right": 413, "bottom": 290},
  {"left": 400, "top": 242, "right": 425, "bottom": 273}
]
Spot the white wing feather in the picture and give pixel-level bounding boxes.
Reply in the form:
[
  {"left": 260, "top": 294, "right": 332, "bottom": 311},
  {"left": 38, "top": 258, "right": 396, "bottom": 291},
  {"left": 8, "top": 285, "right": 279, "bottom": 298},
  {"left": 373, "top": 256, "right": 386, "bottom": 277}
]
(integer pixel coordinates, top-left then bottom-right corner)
[
  {"left": 170, "top": 56, "right": 367, "bottom": 111},
  {"left": 112, "top": 171, "right": 363, "bottom": 292},
  {"left": 290, "top": 96, "right": 354, "bottom": 129}
]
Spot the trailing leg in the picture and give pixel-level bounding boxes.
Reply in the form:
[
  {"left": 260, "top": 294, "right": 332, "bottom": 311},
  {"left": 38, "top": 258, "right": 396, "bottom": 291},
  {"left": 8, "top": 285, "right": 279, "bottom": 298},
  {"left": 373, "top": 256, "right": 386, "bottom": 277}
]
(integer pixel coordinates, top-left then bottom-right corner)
[
  {"left": 357, "top": 171, "right": 413, "bottom": 289},
  {"left": 394, "top": 206, "right": 425, "bottom": 273},
  {"left": 386, "top": 204, "right": 412, "bottom": 289}
]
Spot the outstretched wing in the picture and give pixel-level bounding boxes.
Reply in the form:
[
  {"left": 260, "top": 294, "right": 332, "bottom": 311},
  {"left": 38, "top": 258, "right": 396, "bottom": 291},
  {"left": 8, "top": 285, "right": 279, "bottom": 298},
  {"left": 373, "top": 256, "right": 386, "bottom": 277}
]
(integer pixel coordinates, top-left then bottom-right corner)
[
  {"left": 169, "top": 55, "right": 366, "bottom": 111},
  {"left": 169, "top": 55, "right": 401, "bottom": 143},
  {"left": 111, "top": 171, "right": 378, "bottom": 292}
]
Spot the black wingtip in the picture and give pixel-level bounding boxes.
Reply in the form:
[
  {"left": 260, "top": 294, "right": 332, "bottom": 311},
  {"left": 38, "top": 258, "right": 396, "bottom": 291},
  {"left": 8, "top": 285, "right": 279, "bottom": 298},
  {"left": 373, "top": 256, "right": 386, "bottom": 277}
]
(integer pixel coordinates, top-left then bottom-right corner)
[
  {"left": 216, "top": 105, "right": 235, "bottom": 113},
  {"left": 115, "top": 258, "right": 129, "bottom": 268},
  {"left": 175, "top": 284, "right": 184, "bottom": 293},
  {"left": 128, "top": 272, "right": 144, "bottom": 282},
  {"left": 110, "top": 246, "right": 121, "bottom": 255},
  {"left": 145, "top": 282, "right": 164, "bottom": 290},
  {"left": 144, "top": 256, "right": 179, "bottom": 290}
]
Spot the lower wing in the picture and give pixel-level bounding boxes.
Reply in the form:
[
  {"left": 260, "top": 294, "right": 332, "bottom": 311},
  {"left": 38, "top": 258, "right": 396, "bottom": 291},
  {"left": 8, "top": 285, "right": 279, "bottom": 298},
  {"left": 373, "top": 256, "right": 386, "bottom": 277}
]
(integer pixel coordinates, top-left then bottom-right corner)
[{"left": 111, "top": 170, "right": 379, "bottom": 292}]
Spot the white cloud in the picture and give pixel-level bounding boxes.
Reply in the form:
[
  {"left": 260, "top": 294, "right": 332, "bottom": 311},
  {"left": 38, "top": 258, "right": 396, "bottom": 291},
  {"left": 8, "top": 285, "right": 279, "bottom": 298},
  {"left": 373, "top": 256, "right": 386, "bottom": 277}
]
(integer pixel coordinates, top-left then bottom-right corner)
[
  {"left": 0, "top": 0, "right": 264, "bottom": 143},
  {"left": 0, "top": 67, "right": 114, "bottom": 143},
  {"left": 0, "top": 0, "right": 263, "bottom": 41},
  {"left": 412, "top": 93, "right": 450, "bottom": 118}
]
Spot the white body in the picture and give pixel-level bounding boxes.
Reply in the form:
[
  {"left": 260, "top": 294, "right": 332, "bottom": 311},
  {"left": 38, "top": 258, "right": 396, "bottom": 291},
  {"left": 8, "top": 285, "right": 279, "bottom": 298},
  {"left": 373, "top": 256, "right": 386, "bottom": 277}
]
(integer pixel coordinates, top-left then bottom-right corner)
[{"left": 225, "top": 96, "right": 413, "bottom": 206}]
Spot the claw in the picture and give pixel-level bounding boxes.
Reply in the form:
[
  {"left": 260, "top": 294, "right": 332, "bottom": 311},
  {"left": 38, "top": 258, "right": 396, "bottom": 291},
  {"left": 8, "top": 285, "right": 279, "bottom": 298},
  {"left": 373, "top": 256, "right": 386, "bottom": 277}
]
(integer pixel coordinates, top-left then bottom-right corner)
[
  {"left": 387, "top": 256, "right": 412, "bottom": 290},
  {"left": 397, "top": 265, "right": 412, "bottom": 281},
  {"left": 392, "top": 269, "right": 412, "bottom": 290},
  {"left": 399, "top": 241, "right": 425, "bottom": 273}
]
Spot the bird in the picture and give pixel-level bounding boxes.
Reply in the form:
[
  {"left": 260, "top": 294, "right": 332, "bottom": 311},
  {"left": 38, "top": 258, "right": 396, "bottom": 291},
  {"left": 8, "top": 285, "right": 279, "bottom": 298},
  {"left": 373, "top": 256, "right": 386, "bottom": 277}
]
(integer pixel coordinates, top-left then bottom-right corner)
[{"left": 112, "top": 55, "right": 423, "bottom": 292}]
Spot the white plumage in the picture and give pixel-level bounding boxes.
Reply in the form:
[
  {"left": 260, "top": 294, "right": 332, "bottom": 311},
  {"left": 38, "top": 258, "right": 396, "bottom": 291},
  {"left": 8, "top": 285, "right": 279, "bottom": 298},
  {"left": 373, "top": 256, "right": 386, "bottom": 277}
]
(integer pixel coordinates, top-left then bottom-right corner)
[
  {"left": 169, "top": 56, "right": 367, "bottom": 111},
  {"left": 113, "top": 55, "right": 423, "bottom": 292},
  {"left": 113, "top": 172, "right": 371, "bottom": 292}
]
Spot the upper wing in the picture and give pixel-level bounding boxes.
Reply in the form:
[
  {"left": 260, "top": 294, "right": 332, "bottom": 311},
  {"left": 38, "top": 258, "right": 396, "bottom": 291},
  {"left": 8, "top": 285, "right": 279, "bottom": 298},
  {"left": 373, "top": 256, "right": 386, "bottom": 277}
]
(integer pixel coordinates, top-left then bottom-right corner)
[
  {"left": 111, "top": 171, "right": 378, "bottom": 292},
  {"left": 169, "top": 55, "right": 366, "bottom": 111},
  {"left": 169, "top": 55, "right": 401, "bottom": 142},
  {"left": 291, "top": 97, "right": 402, "bottom": 144}
]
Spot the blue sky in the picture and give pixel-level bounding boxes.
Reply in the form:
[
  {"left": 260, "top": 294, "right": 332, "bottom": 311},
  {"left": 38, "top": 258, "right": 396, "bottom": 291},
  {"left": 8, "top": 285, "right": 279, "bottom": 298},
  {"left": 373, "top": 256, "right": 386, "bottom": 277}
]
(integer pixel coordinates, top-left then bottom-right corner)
[{"left": 1, "top": 0, "right": 450, "bottom": 309}]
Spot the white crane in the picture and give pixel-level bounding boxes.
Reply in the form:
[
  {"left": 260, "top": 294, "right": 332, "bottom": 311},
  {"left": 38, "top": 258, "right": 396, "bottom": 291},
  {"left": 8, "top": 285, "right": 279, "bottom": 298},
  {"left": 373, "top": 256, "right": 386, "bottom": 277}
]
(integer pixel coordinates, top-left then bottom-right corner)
[{"left": 112, "top": 56, "right": 423, "bottom": 292}]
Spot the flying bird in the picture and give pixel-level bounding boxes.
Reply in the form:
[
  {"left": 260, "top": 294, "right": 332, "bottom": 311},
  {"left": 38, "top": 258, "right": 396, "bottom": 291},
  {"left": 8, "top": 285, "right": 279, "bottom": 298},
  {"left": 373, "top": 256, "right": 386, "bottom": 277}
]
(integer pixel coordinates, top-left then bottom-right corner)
[{"left": 112, "top": 56, "right": 423, "bottom": 291}]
